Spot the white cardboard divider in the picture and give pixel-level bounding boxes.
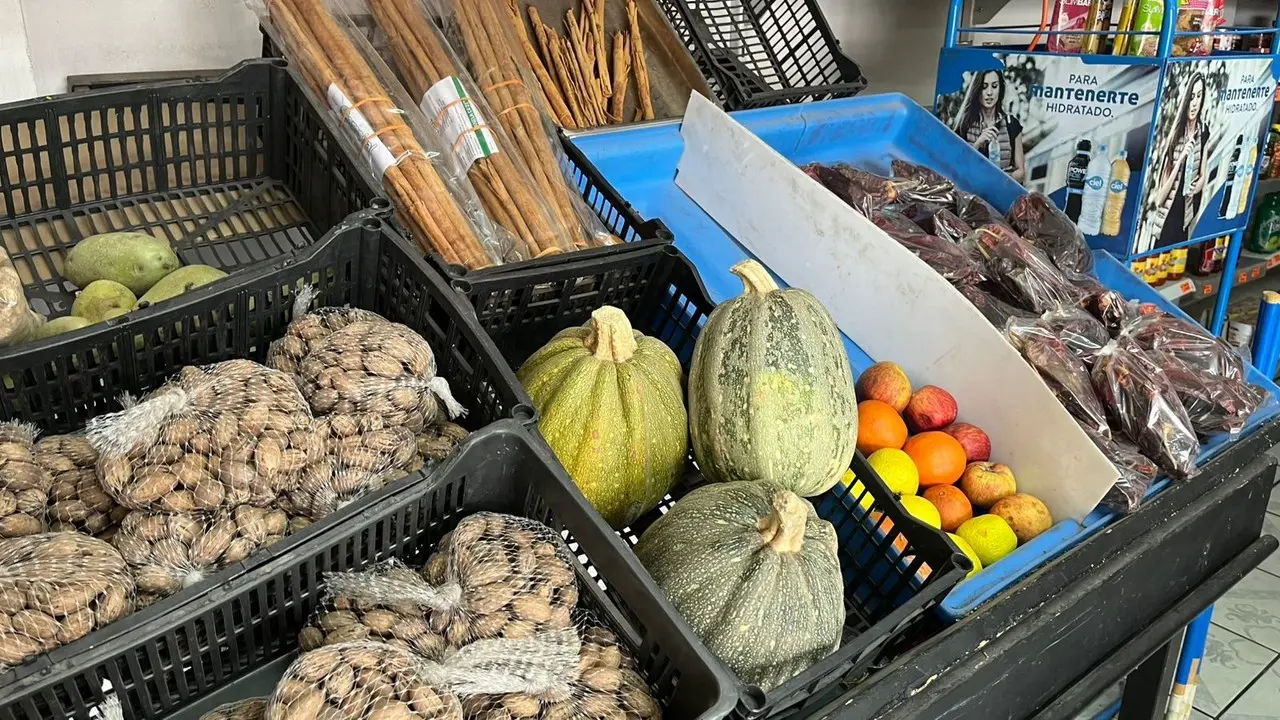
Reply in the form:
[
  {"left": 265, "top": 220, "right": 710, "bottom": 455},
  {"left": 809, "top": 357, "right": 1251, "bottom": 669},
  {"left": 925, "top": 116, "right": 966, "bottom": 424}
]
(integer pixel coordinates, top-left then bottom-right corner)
[{"left": 674, "top": 93, "right": 1118, "bottom": 523}]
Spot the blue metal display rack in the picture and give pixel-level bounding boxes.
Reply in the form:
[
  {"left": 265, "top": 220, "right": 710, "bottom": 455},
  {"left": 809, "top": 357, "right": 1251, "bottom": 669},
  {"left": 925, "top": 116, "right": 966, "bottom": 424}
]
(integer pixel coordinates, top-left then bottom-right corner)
[{"left": 937, "top": 0, "right": 1280, "bottom": 336}]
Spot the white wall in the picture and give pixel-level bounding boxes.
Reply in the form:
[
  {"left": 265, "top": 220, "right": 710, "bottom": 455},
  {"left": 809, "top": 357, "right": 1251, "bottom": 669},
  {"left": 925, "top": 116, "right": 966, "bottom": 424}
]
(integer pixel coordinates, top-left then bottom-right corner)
[{"left": 0, "top": 0, "right": 37, "bottom": 102}]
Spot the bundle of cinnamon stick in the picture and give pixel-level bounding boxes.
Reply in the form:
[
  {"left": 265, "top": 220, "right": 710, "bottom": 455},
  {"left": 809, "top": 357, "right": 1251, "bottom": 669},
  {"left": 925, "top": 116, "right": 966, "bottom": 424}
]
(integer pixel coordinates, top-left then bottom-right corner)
[
  {"left": 508, "top": 0, "right": 655, "bottom": 129},
  {"left": 263, "top": 0, "right": 506, "bottom": 269}
]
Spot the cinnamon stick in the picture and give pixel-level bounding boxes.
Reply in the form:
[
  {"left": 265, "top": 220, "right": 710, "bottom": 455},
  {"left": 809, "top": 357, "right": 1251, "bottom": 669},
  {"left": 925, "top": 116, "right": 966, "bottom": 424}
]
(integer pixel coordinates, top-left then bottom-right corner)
[
  {"left": 609, "top": 32, "right": 631, "bottom": 122},
  {"left": 592, "top": 0, "right": 611, "bottom": 94},
  {"left": 506, "top": 0, "right": 575, "bottom": 129},
  {"left": 627, "top": 0, "right": 654, "bottom": 121}
]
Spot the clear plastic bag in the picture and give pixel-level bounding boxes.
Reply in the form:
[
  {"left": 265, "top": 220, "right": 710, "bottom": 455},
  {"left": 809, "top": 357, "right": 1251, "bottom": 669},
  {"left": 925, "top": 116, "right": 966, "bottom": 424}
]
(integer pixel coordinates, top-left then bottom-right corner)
[
  {"left": 301, "top": 514, "right": 577, "bottom": 650},
  {"left": 1145, "top": 348, "right": 1268, "bottom": 437},
  {"left": 88, "top": 360, "right": 324, "bottom": 513},
  {"left": 890, "top": 159, "right": 956, "bottom": 206},
  {"left": 801, "top": 163, "right": 883, "bottom": 216},
  {"left": 294, "top": 319, "right": 466, "bottom": 431},
  {"left": 0, "top": 533, "right": 134, "bottom": 669},
  {"left": 1091, "top": 337, "right": 1200, "bottom": 479},
  {"left": 1006, "top": 318, "right": 1111, "bottom": 438},
  {"left": 200, "top": 698, "right": 267, "bottom": 720},
  {"left": 258, "top": 0, "right": 517, "bottom": 269},
  {"left": 1006, "top": 192, "right": 1095, "bottom": 276},
  {"left": 1123, "top": 312, "right": 1247, "bottom": 380},
  {"left": 0, "top": 247, "right": 44, "bottom": 348},
  {"left": 956, "top": 280, "right": 1038, "bottom": 327},
  {"left": 1075, "top": 420, "right": 1156, "bottom": 515},
  {"left": 1089, "top": 290, "right": 1162, "bottom": 338},
  {"left": 0, "top": 422, "right": 50, "bottom": 538},
  {"left": 36, "top": 434, "right": 126, "bottom": 539},
  {"left": 113, "top": 507, "right": 289, "bottom": 603},
  {"left": 932, "top": 208, "right": 973, "bottom": 245},
  {"left": 1039, "top": 306, "right": 1109, "bottom": 365},
  {"left": 969, "top": 223, "right": 1089, "bottom": 313},
  {"left": 872, "top": 209, "right": 984, "bottom": 283},
  {"left": 955, "top": 191, "right": 1010, "bottom": 230}
]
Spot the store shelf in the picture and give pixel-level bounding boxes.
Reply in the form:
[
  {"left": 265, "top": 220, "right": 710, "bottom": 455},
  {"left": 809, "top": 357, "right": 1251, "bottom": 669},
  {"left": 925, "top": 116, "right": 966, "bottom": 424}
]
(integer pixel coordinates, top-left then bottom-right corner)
[{"left": 1167, "top": 250, "right": 1280, "bottom": 306}]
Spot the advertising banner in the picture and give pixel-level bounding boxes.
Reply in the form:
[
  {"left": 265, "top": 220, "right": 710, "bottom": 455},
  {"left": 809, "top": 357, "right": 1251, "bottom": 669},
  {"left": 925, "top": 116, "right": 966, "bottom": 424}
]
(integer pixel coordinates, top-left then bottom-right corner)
[
  {"left": 1133, "top": 57, "right": 1275, "bottom": 254},
  {"left": 935, "top": 50, "right": 1160, "bottom": 256}
]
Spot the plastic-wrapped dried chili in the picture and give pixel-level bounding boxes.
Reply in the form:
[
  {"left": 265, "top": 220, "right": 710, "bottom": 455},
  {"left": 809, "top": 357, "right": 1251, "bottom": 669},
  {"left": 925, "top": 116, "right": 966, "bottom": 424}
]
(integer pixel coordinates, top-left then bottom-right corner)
[
  {"left": 955, "top": 191, "right": 1010, "bottom": 229},
  {"left": 890, "top": 159, "right": 956, "bottom": 206},
  {"left": 1123, "top": 312, "right": 1246, "bottom": 380},
  {"left": 1007, "top": 193, "right": 1095, "bottom": 276},
  {"left": 970, "top": 223, "right": 1090, "bottom": 313},
  {"left": 1039, "top": 305, "right": 1110, "bottom": 365},
  {"left": 1075, "top": 419, "right": 1156, "bottom": 515},
  {"left": 801, "top": 163, "right": 883, "bottom": 216},
  {"left": 1006, "top": 318, "right": 1112, "bottom": 438},
  {"left": 1091, "top": 337, "right": 1199, "bottom": 479},
  {"left": 873, "top": 209, "right": 984, "bottom": 283},
  {"left": 1089, "top": 290, "right": 1162, "bottom": 337},
  {"left": 1145, "top": 348, "right": 1267, "bottom": 437},
  {"left": 932, "top": 209, "right": 973, "bottom": 244},
  {"left": 957, "top": 281, "right": 1036, "bottom": 326},
  {"left": 831, "top": 163, "right": 921, "bottom": 205}
]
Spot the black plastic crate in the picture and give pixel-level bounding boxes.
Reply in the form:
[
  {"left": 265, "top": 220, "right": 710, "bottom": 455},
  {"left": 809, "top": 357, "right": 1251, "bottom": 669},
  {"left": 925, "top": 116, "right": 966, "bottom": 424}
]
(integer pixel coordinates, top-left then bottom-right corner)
[
  {"left": 0, "top": 58, "right": 380, "bottom": 322},
  {"left": 655, "top": 0, "right": 867, "bottom": 110},
  {"left": 42, "top": 422, "right": 738, "bottom": 720},
  {"left": 0, "top": 214, "right": 534, "bottom": 720},
  {"left": 457, "top": 243, "right": 967, "bottom": 718},
  {"left": 258, "top": 25, "right": 674, "bottom": 283}
]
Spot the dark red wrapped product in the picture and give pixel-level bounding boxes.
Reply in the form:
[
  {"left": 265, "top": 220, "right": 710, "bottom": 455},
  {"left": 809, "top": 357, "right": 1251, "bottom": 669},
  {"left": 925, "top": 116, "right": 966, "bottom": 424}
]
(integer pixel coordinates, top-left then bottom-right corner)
[
  {"left": 873, "top": 209, "right": 984, "bottom": 283},
  {"left": 932, "top": 209, "right": 973, "bottom": 244},
  {"left": 1006, "top": 317, "right": 1111, "bottom": 438},
  {"left": 1144, "top": 348, "right": 1267, "bottom": 437},
  {"left": 1091, "top": 337, "right": 1199, "bottom": 479},
  {"left": 955, "top": 191, "right": 1010, "bottom": 230},
  {"left": 957, "top": 281, "right": 1037, "bottom": 327},
  {"left": 832, "top": 163, "right": 922, "bottom": 205},
  {"left": 1039, "top": 306, "right": 1110, "bottom": 364},
  {"left": 970, "top": 223, "right": 1090, "bottom": 313},
  {"left": 1123, "top": 312, "right": 1246, "bottom": 380},
  {"left": 1007, "top": 192, "right": 1095, "bottom": 276},
  {"left": 890, "top": 159, "right": 952, "bottom": 189},
  {"left": 1090, "top": 290, "right": 1162, "bottom": 337},
  {"left": 890, "top": 159, "right": 956, "bottom": 206},
  {"left": 1076, "top": 420, "right": 1156, "bottom": 515},
  {"left": 801, "top": 163, "right": 883, "bottom": 216}
]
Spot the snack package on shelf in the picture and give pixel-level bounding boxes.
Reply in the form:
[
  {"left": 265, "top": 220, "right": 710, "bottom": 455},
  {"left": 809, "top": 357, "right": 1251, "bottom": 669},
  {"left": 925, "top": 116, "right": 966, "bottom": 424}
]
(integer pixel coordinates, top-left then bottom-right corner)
[
  {"left": 0, "top": 422, "right": 51, "bottom": 538},
  {"left": 931, "top": 208, "right": 973, "bottom": 244},
  {"left": 871, "top": 209, "right": 984, "bottom": 283},
  {"left": 259, "top": 0, "right": 517, "bottom": 269},
  {"left": 1005, "top": 318, "right": 1112, "bottom": 438},
  {"left": 113, "top": 507, "right": 290, "bottom": 605},
  {"left": 1006, "top": 192, "right": 1094, "bottom": 277},
  {"left": 1091, "top": 337, "right": 1200, "bottom": 479},
  {"left": 969, "top": 223, "right": 1090, "bottom": 313},
  {"left": 87, "top": 360, "right": 325, "bottom": 513},
  {"left": 36, "top": 434, "right": 126, "bottom": 539},
  {"left": 0, "top": 247, "right": 45, "bottom": 347},
  {"left": 1038, "top": 305, "right": 1110, "bottom": 365},
  {"left": 0, "top": 534, "right": 135, "bottom": 669},
  {"left": 1076, "top": 420, "right": 1157, "bottom": 515}
]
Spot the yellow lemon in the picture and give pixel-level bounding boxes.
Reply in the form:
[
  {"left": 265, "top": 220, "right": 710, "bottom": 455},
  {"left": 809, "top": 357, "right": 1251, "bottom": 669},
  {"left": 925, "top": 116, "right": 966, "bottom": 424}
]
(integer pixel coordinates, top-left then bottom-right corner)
[
  {"left": 956, "top": 515, "right": 1018, "bottom": 566},
  {"left": 948, "top": 532, "right": 983, "bottom": 579},
  {"left": 866, "top": 448, "right": 920, "bottom": 496},
  {"left": 900, "top": 495, "right": 942, "bottom": 529},
  {"left": 840, "top": 470, "right": 877, "bottom": 512}
]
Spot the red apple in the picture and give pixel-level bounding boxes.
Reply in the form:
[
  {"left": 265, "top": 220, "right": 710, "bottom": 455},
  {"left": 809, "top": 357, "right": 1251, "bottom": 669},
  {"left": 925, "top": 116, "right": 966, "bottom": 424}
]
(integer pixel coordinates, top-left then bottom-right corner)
[
  {"left": 856, "top": 361, "right": 912, "bottom": 412},
  {"left": 942, "top": 422, "right": 991, "bottom": 462},
  {"left": 904, "top": 385, "right": 958, "bottom": 432}
]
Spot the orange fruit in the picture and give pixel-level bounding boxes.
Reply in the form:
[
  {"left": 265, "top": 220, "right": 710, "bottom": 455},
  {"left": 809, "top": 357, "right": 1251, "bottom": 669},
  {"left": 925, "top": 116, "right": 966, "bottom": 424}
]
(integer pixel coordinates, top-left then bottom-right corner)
[
  {"left": 922, "top": 485, "right": 973, "bottom": 532},
  {"left": 903, "top": 431, "right": 967, "bottom": 487},
  {"left": 856, "top": 400, "right": 908, "bottom": 454}
]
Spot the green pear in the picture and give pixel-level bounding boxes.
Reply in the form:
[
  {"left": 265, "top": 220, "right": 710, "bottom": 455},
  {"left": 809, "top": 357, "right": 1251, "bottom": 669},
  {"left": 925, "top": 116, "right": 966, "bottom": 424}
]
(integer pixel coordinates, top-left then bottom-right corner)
[
  {"left": 72, "top": 280, "right": 137, "bottom": 323},
  {"left": 136, "top": 265, "right": 228, "bottom": 307},
  {"left": 37, "top": 316, "right": 92, "bottom": 338},
  {"left": 65, "top": 232, "right": 180, "bottom": 295}
]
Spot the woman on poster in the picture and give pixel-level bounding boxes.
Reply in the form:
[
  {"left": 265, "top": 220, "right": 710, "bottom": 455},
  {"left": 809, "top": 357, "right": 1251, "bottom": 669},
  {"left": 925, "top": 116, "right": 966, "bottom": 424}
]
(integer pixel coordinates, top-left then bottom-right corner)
[
  {"left": 1154, "top": 72, "right": 1210, "bottom": 248},
  {"left": 955, "top": 69, "right": 1026, "bottom": 183}
]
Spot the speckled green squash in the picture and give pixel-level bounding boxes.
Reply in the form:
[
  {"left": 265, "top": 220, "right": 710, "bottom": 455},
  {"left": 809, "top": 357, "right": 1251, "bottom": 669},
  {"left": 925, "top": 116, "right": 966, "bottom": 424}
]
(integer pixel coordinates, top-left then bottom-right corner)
[
  {"left": 689, "top": 260, "right": 857, "bottom": 497},
  {"left": 518, "top": 306, "right": 688, "bottom": 529},
  {"left": 634, "top": 481, "right": 843, "bottom": 690}
]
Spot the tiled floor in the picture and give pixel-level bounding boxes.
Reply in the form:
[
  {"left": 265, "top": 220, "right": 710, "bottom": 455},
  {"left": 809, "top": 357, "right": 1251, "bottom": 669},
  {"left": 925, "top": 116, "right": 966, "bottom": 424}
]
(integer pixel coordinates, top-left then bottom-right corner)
[{"left": 1074, "top": 482, "right": 1280, "bottom": 720}]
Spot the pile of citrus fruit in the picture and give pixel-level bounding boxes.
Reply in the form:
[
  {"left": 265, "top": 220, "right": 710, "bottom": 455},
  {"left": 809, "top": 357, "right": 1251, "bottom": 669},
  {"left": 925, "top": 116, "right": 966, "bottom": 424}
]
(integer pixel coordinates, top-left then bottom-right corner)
[{"left": 844, "top": 360, "right": 1054, "bottom": 579}]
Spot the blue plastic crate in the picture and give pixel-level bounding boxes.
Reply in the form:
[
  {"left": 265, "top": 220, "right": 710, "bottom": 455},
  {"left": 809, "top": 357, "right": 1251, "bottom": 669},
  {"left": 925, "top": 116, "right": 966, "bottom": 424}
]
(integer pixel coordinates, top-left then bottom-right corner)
[{"left": 568, "top": 93, "right": 1280, "bottom": 622}]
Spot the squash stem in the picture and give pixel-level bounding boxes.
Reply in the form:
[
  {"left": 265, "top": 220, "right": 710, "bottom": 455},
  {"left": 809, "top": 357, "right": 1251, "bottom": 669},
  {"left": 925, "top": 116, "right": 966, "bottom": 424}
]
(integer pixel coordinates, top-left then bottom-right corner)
[
  {"left": 730, "top": 260, "right": 779, "bottom": 295},
  {"left": 757, "top": 491, "right": 807, "bottom": 553},
  {"left": 584, "top": 306, "right": 637, "bottom": 362}
]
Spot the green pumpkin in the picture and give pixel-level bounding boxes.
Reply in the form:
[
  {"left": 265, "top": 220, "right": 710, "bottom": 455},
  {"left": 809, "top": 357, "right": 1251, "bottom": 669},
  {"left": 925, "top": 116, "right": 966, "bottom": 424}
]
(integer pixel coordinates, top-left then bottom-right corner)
[
  {"left": 518, "top": 306, "right": 688, "bottom": 528},
  {"left": 689, "top": 260, "right": 857, "bottom": 497},
  {"left": 635, "top": 481, "right": 843, "bottom": 690}
]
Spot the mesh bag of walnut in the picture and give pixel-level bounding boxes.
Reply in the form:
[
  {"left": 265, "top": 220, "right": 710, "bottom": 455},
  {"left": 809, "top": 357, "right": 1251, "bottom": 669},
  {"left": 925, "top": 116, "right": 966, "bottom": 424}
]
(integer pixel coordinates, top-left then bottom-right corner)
[
  {"left": 294, "top": 320, "right": 467, "bottom": 432},
  {"left": 200, "top": 698, "right": 267, "bottom": 720},
  {"left": 302, "top": 514, "right": 578, "bottom": 650},
  {"left": 460, "top": 614, "right": 663, "bottom": 720},
  {"left": 284, "top": 413, "right": 419, "bottom": 522},
  {"left": 265, "top": 286, "right": 390, "bottom": 378},
  {"left": 0, "top": 422, "right": 51, "bottom": 538},
  {"left": 113, "top": 506, "right": 290, "bottom": 603},
  {"left": 0, "top": 533, "right": 135, "bottom": 668},
  {"left": 88, "top": 360, "right": 325, "bottom": 513},
  {"left": 35, "top": 434, "right": 126, "bottom": 538}
]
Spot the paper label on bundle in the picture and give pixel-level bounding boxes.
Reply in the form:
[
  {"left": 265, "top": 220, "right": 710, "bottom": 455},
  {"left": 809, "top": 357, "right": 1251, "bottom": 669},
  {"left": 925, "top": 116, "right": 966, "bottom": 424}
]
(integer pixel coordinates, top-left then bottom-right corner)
[
  {"left": 326, "top": 84, "right": 402, "bottom": 177},
  {"left": 421, "top": 76, "right": 499, "bottom": 171}
]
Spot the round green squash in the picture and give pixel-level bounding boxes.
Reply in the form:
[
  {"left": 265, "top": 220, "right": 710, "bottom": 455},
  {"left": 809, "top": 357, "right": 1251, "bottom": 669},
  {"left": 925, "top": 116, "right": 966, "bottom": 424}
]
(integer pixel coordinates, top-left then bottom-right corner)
[
  {"left": 689, "top": 260, "right": 857, "bottom": 497},
  {"left": 518, "top": 306, "right": 688, "bottom": 529},
  {"left": 634, "top": 481, "right": 843, "bottom": 691}
]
